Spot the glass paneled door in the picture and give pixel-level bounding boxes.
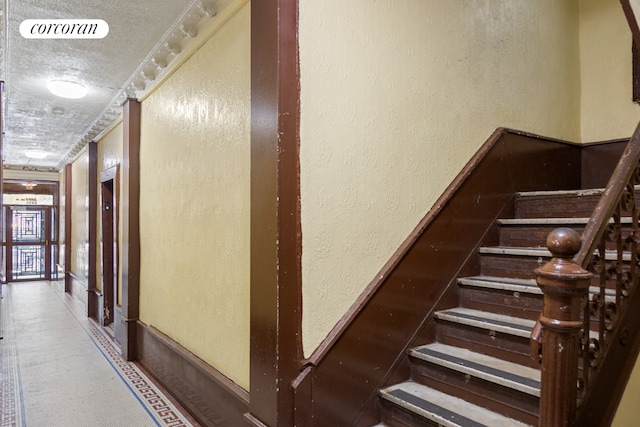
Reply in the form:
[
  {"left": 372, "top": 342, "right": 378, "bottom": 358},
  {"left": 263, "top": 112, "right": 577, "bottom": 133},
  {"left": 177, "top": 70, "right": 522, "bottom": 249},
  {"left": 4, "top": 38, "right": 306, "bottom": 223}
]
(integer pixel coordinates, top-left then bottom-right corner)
[{"left": 5, "top": 206, "right": 58, "bottom": 281}]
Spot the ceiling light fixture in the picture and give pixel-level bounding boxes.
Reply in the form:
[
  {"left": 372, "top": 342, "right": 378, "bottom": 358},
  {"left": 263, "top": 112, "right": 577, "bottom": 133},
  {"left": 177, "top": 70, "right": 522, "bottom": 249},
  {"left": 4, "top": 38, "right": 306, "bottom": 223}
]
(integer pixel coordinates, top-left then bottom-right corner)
[
  {"left": 24, "top": 150, "right": 48, "bottom": 159},
  {"left": 46, "top": 80, "right": 88, "bottom": 99},
  {"left": 22, "top": 182, "right": 38, "bottom": 190}
]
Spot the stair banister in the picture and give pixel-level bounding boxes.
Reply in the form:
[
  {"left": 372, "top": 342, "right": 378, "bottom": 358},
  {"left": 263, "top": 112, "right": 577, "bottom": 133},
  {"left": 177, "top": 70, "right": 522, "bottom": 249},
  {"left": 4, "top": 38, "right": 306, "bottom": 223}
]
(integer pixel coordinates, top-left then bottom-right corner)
[
  {"left": 574, "top": 120, "right": 640, "bottom": 267},
  {"left": 535, "top": 119, "right": 640, "bottom": 427},
  {"left": 535, "top": 228, "right": 592, "bottom": 427}
]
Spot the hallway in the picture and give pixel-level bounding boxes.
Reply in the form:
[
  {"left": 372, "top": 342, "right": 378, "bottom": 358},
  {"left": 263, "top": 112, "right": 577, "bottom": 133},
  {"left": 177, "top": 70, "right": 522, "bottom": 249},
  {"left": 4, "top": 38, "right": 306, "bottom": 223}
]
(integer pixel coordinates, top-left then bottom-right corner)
[{"left": 0, "top": 281, "right": 198, "bottom": 427}]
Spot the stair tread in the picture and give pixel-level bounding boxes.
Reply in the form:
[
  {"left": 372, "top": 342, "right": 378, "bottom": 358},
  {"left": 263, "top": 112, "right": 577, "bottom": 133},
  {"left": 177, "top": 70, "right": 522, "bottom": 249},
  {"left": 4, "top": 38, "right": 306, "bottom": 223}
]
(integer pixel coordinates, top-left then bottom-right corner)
[
  {"left": 516, "top": 188, "right": 606, "bottom": 198},
  {"left": 498, "top": 217, "right": 635, "bottom": 225},
  {"left": 479, "top": 246, "right": 632, "bottom": 261},
  {"left": 498, "top": 217, "right": 590, "bottom": 225},
  {"left": 458, "top": 275, "right": 614, "bottom": 298},
  {"left": 516, "top": 186, "right": 640, "bottom": 198},
  {"left": 380, "top": 381, "right": 533, "bottom": 427},
  {"left": 479, "top": 246, "right": 550, "bottom": 257},
  {"left": 410, "top": 343, "right": 540, "bottom": 396},
  {"left": 435, "top": 307, "right": 535, "bottom": 338},
  {"left": 458, "top": 276, "right": 541, "bottom": 294}
]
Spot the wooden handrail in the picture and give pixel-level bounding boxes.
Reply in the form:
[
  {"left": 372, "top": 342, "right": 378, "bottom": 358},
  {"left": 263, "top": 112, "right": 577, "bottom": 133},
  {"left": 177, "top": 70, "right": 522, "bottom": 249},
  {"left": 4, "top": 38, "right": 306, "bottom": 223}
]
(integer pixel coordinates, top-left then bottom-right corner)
[
  {"left": 535, "top": 120, "right": 640, "bottom": 427},
  {"left": 574, "top": 120, "right": 640, "bottom": 267}
]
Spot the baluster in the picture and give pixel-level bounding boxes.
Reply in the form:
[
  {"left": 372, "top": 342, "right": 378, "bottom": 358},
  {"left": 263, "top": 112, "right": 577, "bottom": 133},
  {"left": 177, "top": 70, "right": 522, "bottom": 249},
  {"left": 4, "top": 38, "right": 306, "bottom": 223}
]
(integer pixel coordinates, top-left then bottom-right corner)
[{"left": 536, "top": 228, "right": 593, "bottom": 427}]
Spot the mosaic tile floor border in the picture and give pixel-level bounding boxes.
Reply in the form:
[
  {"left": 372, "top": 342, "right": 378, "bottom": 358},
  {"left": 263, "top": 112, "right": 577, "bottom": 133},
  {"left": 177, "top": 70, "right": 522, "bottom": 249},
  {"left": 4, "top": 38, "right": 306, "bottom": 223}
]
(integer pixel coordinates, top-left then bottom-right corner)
[
  {"left": 1, "top": 290, "right": 24, "bottom": 427},
  {"left": 0, "top": 282, "right": 199, "bottom": 427}
]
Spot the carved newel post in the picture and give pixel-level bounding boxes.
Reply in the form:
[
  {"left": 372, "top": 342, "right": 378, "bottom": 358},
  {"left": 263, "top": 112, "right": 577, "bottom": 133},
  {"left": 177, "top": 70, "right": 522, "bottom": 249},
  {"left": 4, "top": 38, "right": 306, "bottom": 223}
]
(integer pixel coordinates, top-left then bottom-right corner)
[{"left": 535, "top": 228, "right": 592, "bottom": 427}]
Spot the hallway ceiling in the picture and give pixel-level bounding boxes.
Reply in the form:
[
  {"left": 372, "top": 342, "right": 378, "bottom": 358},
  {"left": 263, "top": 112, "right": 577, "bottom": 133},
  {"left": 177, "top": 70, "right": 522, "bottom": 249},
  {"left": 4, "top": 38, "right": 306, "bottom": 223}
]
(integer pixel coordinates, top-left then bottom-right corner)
[{"left": 1, "top": 0, "right": 229, "bottom": 172}]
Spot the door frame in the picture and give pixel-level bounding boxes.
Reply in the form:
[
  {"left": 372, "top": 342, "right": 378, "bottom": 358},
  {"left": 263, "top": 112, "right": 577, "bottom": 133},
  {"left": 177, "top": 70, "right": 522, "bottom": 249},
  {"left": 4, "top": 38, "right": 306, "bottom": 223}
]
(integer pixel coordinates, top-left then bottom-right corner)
[
  {"left": 100, "top": 165, "right": 120, "bottom": 336},
  {"left": 5, "top": 205, "right": 57, "bottom": 282}
]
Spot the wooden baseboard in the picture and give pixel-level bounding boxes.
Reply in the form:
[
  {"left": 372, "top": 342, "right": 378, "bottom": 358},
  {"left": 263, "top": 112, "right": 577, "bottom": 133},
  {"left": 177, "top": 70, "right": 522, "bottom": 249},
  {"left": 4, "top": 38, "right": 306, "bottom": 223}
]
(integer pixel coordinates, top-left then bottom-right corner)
[
  {"left": 136, "top": 322, "right": 249, "bottom": 427},
  {"left": 88, "top": 288, "right": 101, "bottom": 321},
  {"left": 67, "top": 271, "right": 88, "bottom": 308}
]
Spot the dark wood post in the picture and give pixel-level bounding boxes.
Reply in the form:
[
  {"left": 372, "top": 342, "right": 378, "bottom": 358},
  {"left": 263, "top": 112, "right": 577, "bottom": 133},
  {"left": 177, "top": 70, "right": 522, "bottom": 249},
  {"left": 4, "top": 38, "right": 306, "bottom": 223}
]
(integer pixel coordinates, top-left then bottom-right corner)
[{"left": 535, "top": 228, "right": 592, "bottom": 427}]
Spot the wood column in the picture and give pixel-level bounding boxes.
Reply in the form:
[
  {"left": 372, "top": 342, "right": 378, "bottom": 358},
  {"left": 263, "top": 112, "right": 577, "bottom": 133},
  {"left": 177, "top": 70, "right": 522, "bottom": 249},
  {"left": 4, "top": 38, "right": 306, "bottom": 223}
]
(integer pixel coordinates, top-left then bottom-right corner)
[
  {"left": 121, "top": 99, "right": 141, "bottom": 361},
  {"left": 249, "top": 0, "right": 302, "bottom": 425},
  {"left": 64, "top": 164, "right": 73, "bottom": 293},
  {"left": 0, "top": 81, "right": 3, "bottom": 285},
  {"left": 535, "top": 228, "right": 592, "bottom": 427},
  {"left": 87, "top": 141, "right": 98, "bottom": 318}
]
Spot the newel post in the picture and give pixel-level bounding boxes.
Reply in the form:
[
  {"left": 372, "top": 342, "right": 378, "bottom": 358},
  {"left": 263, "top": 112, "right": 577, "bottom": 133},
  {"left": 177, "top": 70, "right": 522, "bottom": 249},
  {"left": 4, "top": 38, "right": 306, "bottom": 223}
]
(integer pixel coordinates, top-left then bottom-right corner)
[{"left": 535, "top": 228, "right": 592, "bottom": 427}]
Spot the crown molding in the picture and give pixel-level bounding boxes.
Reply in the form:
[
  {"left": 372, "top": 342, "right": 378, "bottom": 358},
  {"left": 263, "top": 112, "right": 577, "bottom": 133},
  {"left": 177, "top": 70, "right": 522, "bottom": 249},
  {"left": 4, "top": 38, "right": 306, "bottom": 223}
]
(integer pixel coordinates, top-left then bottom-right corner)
[{"left": 57, "top": 0, "right": 241, "bottom": 170}]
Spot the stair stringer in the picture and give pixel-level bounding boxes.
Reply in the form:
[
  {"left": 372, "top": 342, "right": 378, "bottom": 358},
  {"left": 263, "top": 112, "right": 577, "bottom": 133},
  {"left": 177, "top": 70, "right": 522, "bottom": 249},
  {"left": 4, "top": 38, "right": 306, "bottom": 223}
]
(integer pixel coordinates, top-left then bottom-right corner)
[{"left": 291, "top": 128, "right": 584, "bottom": 427}]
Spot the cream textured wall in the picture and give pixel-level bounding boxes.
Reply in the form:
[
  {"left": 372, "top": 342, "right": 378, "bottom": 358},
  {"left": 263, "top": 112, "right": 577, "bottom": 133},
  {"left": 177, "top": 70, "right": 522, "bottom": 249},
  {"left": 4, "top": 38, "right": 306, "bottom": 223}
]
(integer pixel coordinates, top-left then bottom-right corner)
[
  {"left": 299, "top": 0, "right": 582, "bottom": 356},
  {"left": 138, "top": 3, "right": 250, "bottom": 390},
  {"left": 70, "top": 149, "right": 89, "bottom": 282},
  {"left": 580, "top": 0, "right": 640, "bottom": 141},
  {"left": 96, "top": 121, "right": 124, "bottom": 298},
  {"left": 614, "top": 352, "right": 640, "bottom": 426}
]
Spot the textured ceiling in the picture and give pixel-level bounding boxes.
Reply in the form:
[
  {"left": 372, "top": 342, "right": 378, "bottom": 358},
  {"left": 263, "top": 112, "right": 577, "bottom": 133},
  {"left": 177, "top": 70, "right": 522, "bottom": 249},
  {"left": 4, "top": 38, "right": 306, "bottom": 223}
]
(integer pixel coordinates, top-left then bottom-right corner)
[{"left": 1, "top": 0, "right": 228, "bottom": 171}]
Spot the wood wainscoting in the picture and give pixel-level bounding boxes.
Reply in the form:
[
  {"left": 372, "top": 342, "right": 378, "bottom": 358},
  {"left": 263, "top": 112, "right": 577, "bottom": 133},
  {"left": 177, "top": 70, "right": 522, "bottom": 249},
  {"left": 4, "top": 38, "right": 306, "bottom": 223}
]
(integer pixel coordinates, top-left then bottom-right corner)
[
  {"left": 136, "top": 322, "right": 249, "bottom": 427},
  {"left": 291, "top": 130, "right": 634, "bottom": 426}
]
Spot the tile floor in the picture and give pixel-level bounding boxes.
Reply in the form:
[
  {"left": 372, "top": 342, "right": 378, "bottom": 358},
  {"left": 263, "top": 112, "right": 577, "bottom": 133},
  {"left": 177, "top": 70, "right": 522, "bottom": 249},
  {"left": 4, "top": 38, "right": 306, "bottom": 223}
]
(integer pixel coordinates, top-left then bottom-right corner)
[{"left": 0, "top": 280, "right": 198, "bottom": 427}]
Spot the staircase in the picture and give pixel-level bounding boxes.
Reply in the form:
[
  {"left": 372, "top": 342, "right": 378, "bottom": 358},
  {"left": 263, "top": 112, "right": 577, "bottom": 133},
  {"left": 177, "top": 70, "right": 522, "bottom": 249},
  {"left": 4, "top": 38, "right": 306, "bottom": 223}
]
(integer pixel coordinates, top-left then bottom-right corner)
[{"left": 377, "top": 188, "right": 613, "bottom": 427}]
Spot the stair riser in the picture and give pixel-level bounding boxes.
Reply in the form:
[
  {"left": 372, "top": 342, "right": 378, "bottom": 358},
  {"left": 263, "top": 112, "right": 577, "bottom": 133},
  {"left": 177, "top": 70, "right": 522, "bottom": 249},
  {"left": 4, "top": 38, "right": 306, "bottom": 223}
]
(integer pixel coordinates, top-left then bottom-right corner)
[
  {"left": 515, "top": 194, "right": 603, "bottom": 219},
  {"left": 515, "top": 192, "right": 640, "bottom": 219},
  {"left": 480, "top": 255, "right": 546, "bottom": 279},
  {"left": 380, "top": 401, "right": 441, "bottom": 427},
  {"left": 500, "top": 225, "right": 585, "bottom": 247},
  {"left": 436, "top": 321, "right": 540, "bottom": 370},
  {"left": 499, "top": 225, "right": 633, "bottom": 250},
  {"left": 409, "top": 359, "right": 538, "bottom": 426},
  {"left": 459, "top": 287, "right": 542, "bottom": 320},
  {"left": 481, "top": 254, "right": 621, "bottom": 289}
]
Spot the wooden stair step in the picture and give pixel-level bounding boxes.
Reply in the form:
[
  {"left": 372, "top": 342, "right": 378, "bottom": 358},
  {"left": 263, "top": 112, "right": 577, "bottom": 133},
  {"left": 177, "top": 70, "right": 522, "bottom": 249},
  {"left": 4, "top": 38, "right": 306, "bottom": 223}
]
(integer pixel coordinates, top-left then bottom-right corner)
[
  {"left": 458, "top": 276, "right": 541, "bottom": 295},
  {"left": 410, "top": 343, "right": 540, "bottom": 397},
  {"left": 496, "top": 218, "right": 635, "bottom": 245},
  {"left": 479, "top": 246, "right": 633, "bottom": 262},
  {"left": 435, "top": 308, "right": 535, "bottom": 339},
  {"left": 459, "top": 275, "right": 614, "bottom": 300},
  {"left": 380, "top": 381, "right": 533, "bottom": 427},
  {"left": 497, "top": 217, "right": 591, "bottom": 226},
  {"left": 514, "top": 187, "right": 640, "bottom": 219},
  {"left": 457, "top": 276, "right": 543, "bottom": 320}
]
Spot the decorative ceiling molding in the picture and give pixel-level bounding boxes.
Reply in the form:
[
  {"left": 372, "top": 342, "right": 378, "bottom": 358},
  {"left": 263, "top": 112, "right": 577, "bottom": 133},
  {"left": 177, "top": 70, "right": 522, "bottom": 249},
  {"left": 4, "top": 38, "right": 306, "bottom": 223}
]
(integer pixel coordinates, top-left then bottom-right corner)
[{"left": 56, "top": 0, "right": 235, "bottom": 170}]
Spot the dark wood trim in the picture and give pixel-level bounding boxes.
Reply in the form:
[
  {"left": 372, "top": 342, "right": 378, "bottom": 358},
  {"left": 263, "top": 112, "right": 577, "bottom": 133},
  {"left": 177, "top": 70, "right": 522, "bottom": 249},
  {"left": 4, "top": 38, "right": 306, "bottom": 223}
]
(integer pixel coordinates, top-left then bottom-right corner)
[
  {"left": 634, "top": 39, "right": 640, "bottom": 103},
  {"left": 3, "top": 207, "right": 10, "bottom": 285},
  {"left": 581, "top": 139, "right": 630, "bottom": 188},
  {"left": 136, "top": 322, "right": 249, "bottom": 426},
  {"left": 621, "top": 0, "right": 640, "bottom": 50},
  {"left": 88, "top": 142, "right": 98, "bottom": 319},
  {"left": 293, "top": 129, "right": 583, "bottom": 426},
  {"left": 121, "top": 99, "right": 141, "bottom": 361},
  {"left": 64, "top": 164, "right": 73, "bottom": 293},
  {"left": 2, "top": 181, "right": 59, "bottom": 196},
  {"left": 100, "top": 164, "right": 119, "bottom": 327},
  {"left": 0, "top": 81, "right": 4, "bottom": 284},
  {"left": 249, "top": 0, "right": 302, "bottom": 425}
]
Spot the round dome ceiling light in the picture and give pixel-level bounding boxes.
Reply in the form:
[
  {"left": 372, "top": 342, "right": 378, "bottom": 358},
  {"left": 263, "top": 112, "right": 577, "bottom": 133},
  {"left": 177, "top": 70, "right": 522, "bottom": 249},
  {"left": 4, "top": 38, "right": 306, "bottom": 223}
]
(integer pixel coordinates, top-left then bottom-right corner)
[
  {"left": 46, "top": 80, "right": 88, "bottom": 99},
  {"left": 24, "top": 150, "right": 48, "bottom": 159}
]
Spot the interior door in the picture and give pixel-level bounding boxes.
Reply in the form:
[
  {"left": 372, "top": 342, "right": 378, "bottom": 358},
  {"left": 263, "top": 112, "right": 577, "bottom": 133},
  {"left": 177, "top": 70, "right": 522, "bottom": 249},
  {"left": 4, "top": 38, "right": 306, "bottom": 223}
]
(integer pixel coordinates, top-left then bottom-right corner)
[
  {"left": 100, "top": 165, "right": 120, "bottom": 341},
  {"left": 101, "top": 179, "right": 115, "bottom": 326},
  {"left": 6, "top": 206, "right": 57, "bottom": 282}
]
